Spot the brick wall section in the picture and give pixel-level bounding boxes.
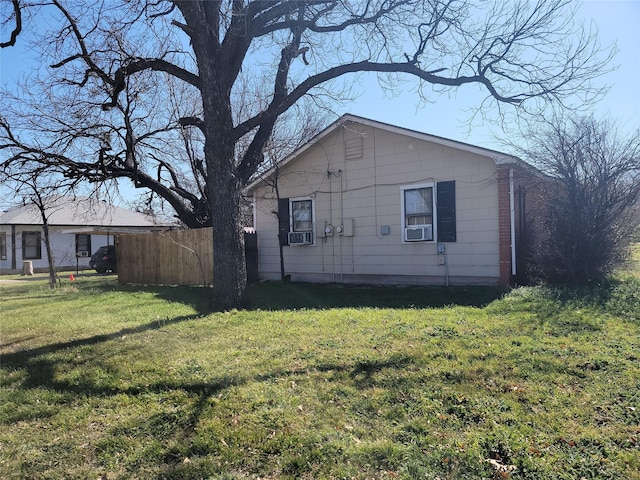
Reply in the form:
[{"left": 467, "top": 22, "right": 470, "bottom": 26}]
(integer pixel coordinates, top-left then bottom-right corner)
[
  {"left": 512, "top": 165, "right": 554, "bottom": 284},
  {"left": 497, "top": 166, "right": 513, "bottom": 285}
]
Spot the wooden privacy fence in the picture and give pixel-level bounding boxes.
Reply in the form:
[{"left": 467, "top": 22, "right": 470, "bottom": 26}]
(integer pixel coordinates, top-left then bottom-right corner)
[{"left": 117, "top": 228, "right": 258, "bottom": 286}]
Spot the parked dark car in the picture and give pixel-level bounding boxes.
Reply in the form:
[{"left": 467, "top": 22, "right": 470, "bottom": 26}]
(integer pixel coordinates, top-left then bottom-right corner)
[{"left": 90, "top": 245, "right": 117, "bottom": 273}]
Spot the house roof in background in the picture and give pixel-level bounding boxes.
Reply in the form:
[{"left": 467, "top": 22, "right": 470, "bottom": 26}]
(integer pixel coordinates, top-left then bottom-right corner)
[
  {"left": 245, "top": 113, "right": 527, "bottom": 192},
  {"left": 0, "top": 196, "right": 162, "bottom": 228}
]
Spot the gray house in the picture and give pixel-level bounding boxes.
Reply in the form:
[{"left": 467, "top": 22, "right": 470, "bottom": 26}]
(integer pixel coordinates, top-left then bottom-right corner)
[
  {"left": 0, "top": 196, "right": 166, "bottom": 274},
  {"left": 246, "top": 114, "right": 544, "bottom": 286}
]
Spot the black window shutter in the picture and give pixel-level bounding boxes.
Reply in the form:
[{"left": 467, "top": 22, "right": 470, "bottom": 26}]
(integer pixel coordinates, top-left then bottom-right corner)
[
  {"left": 278, "top": 198, "right": 290, "bottom": 246},
  {"left": 437, "top": 181, "right": 456, "bottom": 242}
]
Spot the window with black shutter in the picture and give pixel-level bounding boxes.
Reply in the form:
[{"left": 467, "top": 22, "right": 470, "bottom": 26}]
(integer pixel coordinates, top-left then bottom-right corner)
[{"left": 401, "top": 184, "right": 435, "bottom": 242}]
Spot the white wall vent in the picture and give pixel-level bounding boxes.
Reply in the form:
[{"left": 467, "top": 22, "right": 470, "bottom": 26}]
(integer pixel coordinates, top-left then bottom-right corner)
[{"left": 345, "top": 137, "right": 363, "bottom": 160}]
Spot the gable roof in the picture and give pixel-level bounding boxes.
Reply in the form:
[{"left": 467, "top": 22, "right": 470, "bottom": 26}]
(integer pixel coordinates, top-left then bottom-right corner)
[
  {"left": 0, "top": 196, "right": 161, "bottom": 228},
  {"left": 244, "top": 113, "right": 525, "bottom": 193}
]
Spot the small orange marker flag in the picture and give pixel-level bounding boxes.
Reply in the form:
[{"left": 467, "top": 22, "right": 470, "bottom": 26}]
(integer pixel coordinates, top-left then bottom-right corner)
[{"left": 69, "top": 273, "right": 75, "bottom": 281}]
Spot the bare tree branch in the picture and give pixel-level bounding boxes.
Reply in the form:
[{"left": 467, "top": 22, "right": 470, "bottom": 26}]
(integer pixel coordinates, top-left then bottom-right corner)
[{"left": 1, "top": 0, "right": 22, "bottom": 48}]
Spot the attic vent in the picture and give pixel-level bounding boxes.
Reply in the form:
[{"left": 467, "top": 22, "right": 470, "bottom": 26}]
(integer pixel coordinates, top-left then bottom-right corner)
[{"left": 345, "top": 137, "right": 363, "bottom": 160}]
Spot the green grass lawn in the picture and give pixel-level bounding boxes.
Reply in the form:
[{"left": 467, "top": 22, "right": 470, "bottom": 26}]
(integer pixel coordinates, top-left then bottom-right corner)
[{"left": 1, "top": 264, "right": 639, "bottom": 479}]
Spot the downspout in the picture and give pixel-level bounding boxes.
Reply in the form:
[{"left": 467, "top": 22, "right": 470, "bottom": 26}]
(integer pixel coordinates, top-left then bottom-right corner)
[
  {"left": 509, "top": 169, "right": 517, "bottom": 277},
  {"left": 328, "top": 169, "right": 335, "bottom": 283}
]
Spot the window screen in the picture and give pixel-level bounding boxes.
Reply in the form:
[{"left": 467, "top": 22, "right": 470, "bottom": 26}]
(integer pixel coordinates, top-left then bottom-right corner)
[
  {"left": 291, "top": 199, "right": 313, "bottom": 231},
  {"left": 404, "top": 187, "right": 433, "bottom": 226}
]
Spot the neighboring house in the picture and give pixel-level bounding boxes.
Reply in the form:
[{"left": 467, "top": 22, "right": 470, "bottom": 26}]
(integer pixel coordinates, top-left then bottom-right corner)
[
  {"left": 0, "top": 196, "right": 167, "bottom": 274},
  {"left": 245, "top": 114, "right": 545, "bottom": 286}
]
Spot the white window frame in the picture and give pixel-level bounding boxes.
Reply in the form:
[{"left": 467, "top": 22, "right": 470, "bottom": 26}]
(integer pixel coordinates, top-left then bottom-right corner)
[
  {"left": 289, "top": 196, "right": 315, "bottom": 245},
  {"left": 401, "top": 183, "right": 437, "bottom": 243}
]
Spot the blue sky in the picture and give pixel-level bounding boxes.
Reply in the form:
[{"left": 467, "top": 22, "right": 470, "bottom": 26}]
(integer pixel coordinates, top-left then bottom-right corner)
[
  {"left": 337, "top": 0, "right": 640, "bottom": 151},
  {"left": 1, "top": 0, "right": 638, "bottom": 206}
]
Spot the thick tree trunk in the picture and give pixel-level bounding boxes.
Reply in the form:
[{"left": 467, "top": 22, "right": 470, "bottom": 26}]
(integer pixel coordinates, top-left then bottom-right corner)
[
  {"left": 176, "top": 1, "right": 249, "bottom": 310},
  {"left": 42, "top": 221, "right": 57, "bottom": 289},
  {"left": 202, "top": 101, "right": 247, "bottom": 310},
  {"left": 206, "top": 150, "right": 247, "bottom": 310}
]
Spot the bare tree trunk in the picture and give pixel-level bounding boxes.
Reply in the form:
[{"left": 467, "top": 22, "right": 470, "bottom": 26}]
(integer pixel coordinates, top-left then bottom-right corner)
[
  {"left": 208, "top": 170, "right": 247, "bottom": 310},
  {"left": 42, "top": 221, "right": 58, "bottom": 289},
  {"left": 274, "top": 181, "right": 286, "bottom": 282},
  {"left": 204, "top": 122, "right": 247, "bottom": 310},
  {"left": 278, "top": 239, "right": 286, "bottom": 282},
  {"left": 34, "top": 196, "right": 58, "bottom": 289}
]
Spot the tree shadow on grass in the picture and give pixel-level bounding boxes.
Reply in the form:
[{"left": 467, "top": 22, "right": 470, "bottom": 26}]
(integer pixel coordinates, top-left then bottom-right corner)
[
  {"left": 119, "top": 282, "right": 505, "bottom": 312},
  {"left": 5, "top": 343, "right": 417, "bottom": 399},
  {"left": 7, "top": 297, "right": 411, "bottom": 391},
  {"left": 2, "top": 320, "right": 424, "bottom": 478},
  {"left": 244, "top": 282, "right": 507, "bottom": 310},
  {"left": 3, "top": 333, "right": 418, "bottom": 451},
  {"left": 2, "top": 281, "right": 496, "bottom": 399},
  {"left": 66, "top": 274, "right": 506, "bottom": 311},
  {"left": 104, "top": 283, "right": 213, "bottom": 315},
  {"left": 0, "top": 313, "right": 205, "bottom": 378}
]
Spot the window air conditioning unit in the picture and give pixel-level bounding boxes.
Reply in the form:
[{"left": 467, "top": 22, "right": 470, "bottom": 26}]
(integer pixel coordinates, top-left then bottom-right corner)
[
  {"left": 77, "top": 250, "right": 90, "bottom": 257},
  {"left": 404, "top": 225, "right": 433, "bottom": 242},
  {"left": 288, "top": 231, "right": 313, "bottom": 245}
]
